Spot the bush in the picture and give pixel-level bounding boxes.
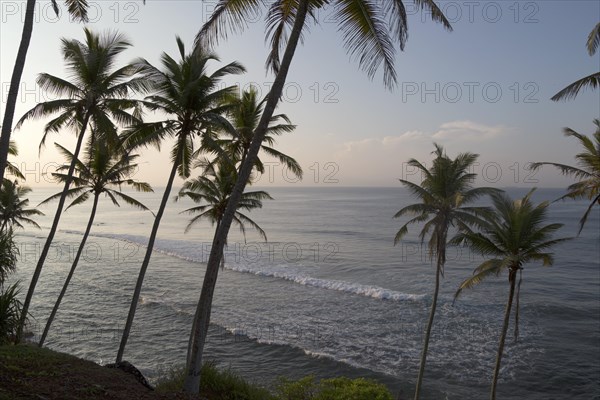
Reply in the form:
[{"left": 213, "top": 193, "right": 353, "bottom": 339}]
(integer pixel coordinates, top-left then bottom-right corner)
[
  {"left": 0, "top": 230, "right": 18, "bottom": 285},
  {"left": 155, "top": 361, "right": 275, "bottom": 400},
  {"left": 0, "top": 282, "right": 23, "bottom": 344},
  {"left": 276, "top": 376, "right": 393, "bottom": 400}
]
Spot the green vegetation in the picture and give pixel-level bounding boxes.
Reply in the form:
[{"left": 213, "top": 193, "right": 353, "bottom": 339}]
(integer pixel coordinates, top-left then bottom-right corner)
[
  {"left": 551, "top": 22, "right": 600, "bottom": 101},
  {"left": 37, "top": 141, "right": 152, "bottom": 347},
  {"left": 0, "top": 3, "right": 596, "bottom": 399},
  {"left": 393, "top": 143, "right": 498, "bottom": 399},
  {"left": 14, "top": 27, "right": 147, "bottom": 343},
  {"left": 115, "top": 36, "right": 245, "bottom": 364},
  {"left": 531, "top": 119, "right": 600, "bottom": 234},
  {"left": 0, "top": 345, "right": 395, "bottom": 399},
  {"left": 275, "top": 376, "right": 392, "bottom": 400},
  {"left": 0, "top": 231, "right": 24, "bottom": 345},
  {"left": 452, "top": 190, "right": 569, "bottom": 400}
]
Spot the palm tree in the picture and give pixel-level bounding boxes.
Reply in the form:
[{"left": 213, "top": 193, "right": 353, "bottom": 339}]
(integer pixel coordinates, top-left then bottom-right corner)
[
  {"left": 212, "top": 87, "right": 302, "bottom": 178},
  {"left": 530, "top": 120, "right": 600, "bottom": 234},
  {"left": 551, "top": 22, "right": 600, "bottom": 101},
  {"left": 393, "top": 144, "right": 498, "bottom": 400},
  {"left": 38, "top": 141, "right": 152, "bottom": 347},
  {"left": 186, "top": 1, "right": 452, "bottom": 392},
  {"left": 453, "top": 189, "right": 569, "bottom": 400},
  {"left": 115, "top": 37, "right": 245, "bottom": 363},
  {"left": 0, "top": 180, "right": 43, "bottom": 234},
  {"left": 4, "top": 140, "right": 25, "bottom": 181},
  {"left": 178, "top": 159, "right": 270, "bottom": 261},
  {"left": 0, "top": 0, "right": 90, "bottom": 184},
  {"left": 14, "top": 28, "right": 147, "bottom": 341},
  {"left": 177, "top": 159, "right": 271, "bottom": 366}
]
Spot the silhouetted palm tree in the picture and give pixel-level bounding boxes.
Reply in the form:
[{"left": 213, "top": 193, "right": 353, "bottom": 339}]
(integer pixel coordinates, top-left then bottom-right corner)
[
  {"left": 453, "top": 189, "right": 569, "bottom": 400},
  {"left": 14, "top": 28, "right": 147, "bottom": 341},
  {"left": 394, "top": 144, "right": 498, "bottom": 399},
  {"left": 552, "top": 22, "right": 600, "bottom": 101},
  {"left": 186, "top": 2, "right": 452, "bottom": 392},
  {"left": 212, "top": 87, "right": 301, "bottom": 178},
  {"left": 5, "top": 140, "right": 25, "bottom": 181},
  {"left": 0, "top": 180, "right": 43, "bottom": 234},
  {"left": 0, "top": 0, "right": 90, "bottom": 183},
  {"left": 38, "top": 141, "right": 151, "bottom": 347},
  {"left": 116, "top": 37, "right": 245, "bottom": 363},
  {"left": 531, "top": 120, "right": 600, "bottom": 234}
]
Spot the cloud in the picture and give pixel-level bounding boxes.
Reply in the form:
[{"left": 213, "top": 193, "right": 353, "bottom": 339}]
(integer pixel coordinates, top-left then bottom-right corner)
[
  {"left": 339, "top": 130, "right": 426, "bottom": 154},
  {"left": 331, "top": 120, "right": 511, "bottom": 186},
  {"left": 432, "top": 120, "right": 507, "bottom": 141}
]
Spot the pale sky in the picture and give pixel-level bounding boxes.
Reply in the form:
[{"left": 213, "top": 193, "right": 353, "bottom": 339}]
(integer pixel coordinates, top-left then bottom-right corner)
[{"left": 1, "top": 0, "right": 599, "bottom": 188}]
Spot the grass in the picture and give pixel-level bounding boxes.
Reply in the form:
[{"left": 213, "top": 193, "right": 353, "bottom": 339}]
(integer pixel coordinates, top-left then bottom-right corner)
[{"left": 0, "top": 344, "right": 394, "bottom": 400}]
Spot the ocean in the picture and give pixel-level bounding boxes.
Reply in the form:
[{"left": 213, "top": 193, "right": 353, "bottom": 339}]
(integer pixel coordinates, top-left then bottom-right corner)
[{"left": 12, "top": 186, "right": 600, "bottom": 399}]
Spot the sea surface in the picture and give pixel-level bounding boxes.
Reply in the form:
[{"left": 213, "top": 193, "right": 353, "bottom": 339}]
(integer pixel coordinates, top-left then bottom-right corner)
[{"left": 12, "top": 186, "right": 600, "bottom": 399}]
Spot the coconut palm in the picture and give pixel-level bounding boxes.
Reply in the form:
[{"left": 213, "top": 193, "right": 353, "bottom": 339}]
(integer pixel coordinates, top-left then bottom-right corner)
[
  {"left": 177, "top": 159, "right": 270, "bottom": 366},
  {"left": 530, "top": 120, "right": 600, "bottom": 234},
  {"left": 453, "top": 189, "right": 569, "bottom": 400},
  {"left": 4, "top": 140, "right": 25, "bottom": 181},
  {"left": 186, "top": 1, "right": 452, "bottom": 392},
  {"left": 115, "top": 37, "right": 245, "bottom": 363},
  {"left": 0, "top": 180, "right": 43, "bottom": 234},
  {"left": 37, "top": 141, "right": 152, "bottom": 347},
  {"left": 211, "top": 87, "right": 302, "bottom": 178},
  {"left": 0, "top": 0, "right": 90, "bottom": 184},
  {"left": 178, "top": 159, "right": 270, "bottom": 260},
  {"left": 393, "top": 144, "right": 499, "bottom": 400},
  {"left": 13, "top": 28, "right": 147, "bottom": 341},
  {"left": 551, "top": 22, "right": 600, "bottom": 101}
]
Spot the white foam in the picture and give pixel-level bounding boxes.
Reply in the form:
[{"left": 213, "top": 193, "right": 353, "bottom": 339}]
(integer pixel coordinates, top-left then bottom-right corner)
[{"left": 53, "top": 230, "right": 425, "bottom": 303}]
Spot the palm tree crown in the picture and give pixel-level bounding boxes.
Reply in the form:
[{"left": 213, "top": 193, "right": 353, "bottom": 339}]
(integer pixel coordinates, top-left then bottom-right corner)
[
  {"left": 394, "top": 144, "right": 498, "bottom": 261},
  {"left": 40, "top": 142, "right": 152, "bottom": 211},
  {"left": 198, "top": 0, "right": 452, "bottom": 88},
  {"left": 551, "top": 22, "right": 600, "bottom": 101},
  {"left": 530, "top": 120, "right": 600, "bottom": 234},
  {"left": 124, "top": 37, "right": 246, "bottom": 178},
  {"left": 16, "top": 28, "right": 147, "bottom": 150},
  {"left": 0, "top": 180, "right": 43, "bottom": 233},
  {"left": 177, "top": 159, "right": 271, "bottom": 240},
  {"left": 211, "top": 87, "right": 302, "bottom": 178}
]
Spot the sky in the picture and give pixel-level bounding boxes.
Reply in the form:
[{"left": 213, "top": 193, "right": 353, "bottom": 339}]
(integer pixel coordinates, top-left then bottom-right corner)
[{"left": 1, "top": 0, "right": 599, "bottom": 188}]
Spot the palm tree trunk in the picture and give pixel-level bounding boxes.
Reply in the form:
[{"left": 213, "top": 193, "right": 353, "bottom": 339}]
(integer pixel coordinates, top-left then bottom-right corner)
[
  {"left": 16, "top": 112, "right": 91, "bottom": 342},
  {"left": 116, "top": 159, "right": 179, "bottom": 362},
  {"left": 491, "top": 268, "right": 517, "bottom": 400},
  {"left": 182, "top": 0, "right": 310, "bottom": 393},
  {"left": 0, "top": 0, "right": 36, "bottom": 183},
  {"left": 413, "top": 247, "right": 444, "bottom": 400},
  {"left": 39, "top": 193, "right": 100, "bottom": 347}
]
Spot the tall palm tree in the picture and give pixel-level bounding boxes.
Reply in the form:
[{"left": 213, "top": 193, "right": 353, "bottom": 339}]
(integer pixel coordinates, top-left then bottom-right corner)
[
  {"left": 0, "top": 0, "right": 90, "bottom": 184},
  {"left": 452, "top": 190, "right": 569, "bottom": 400},
  {"left": 393, "top": 144, "right": 499, "bottom": 400},
  {"left": 530, "top": 120, "right": 600, "bottom": 234},
  {"left": 551, "top": 22, "right": 600, "bottom": 101},
  {"left": 177, "top": 159, "right": 270, "bottom": 366},
  {"left": 38, "top": 141, "right": 152, "bottom": 347},
  {"left": 0, "top": 180, "right": 43, "bottom": 234},
  {"left": 212, "top": 87, "right": 302, "bottom": 178},
  {"left": 115, "top": 37, "right": 245, "bottom": 363},
  {"left": 185, "top": 1, "right": 452, "bottom": 392},
  {"left": 14, "top": 28, "right": 147, "bottom": 341}
]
